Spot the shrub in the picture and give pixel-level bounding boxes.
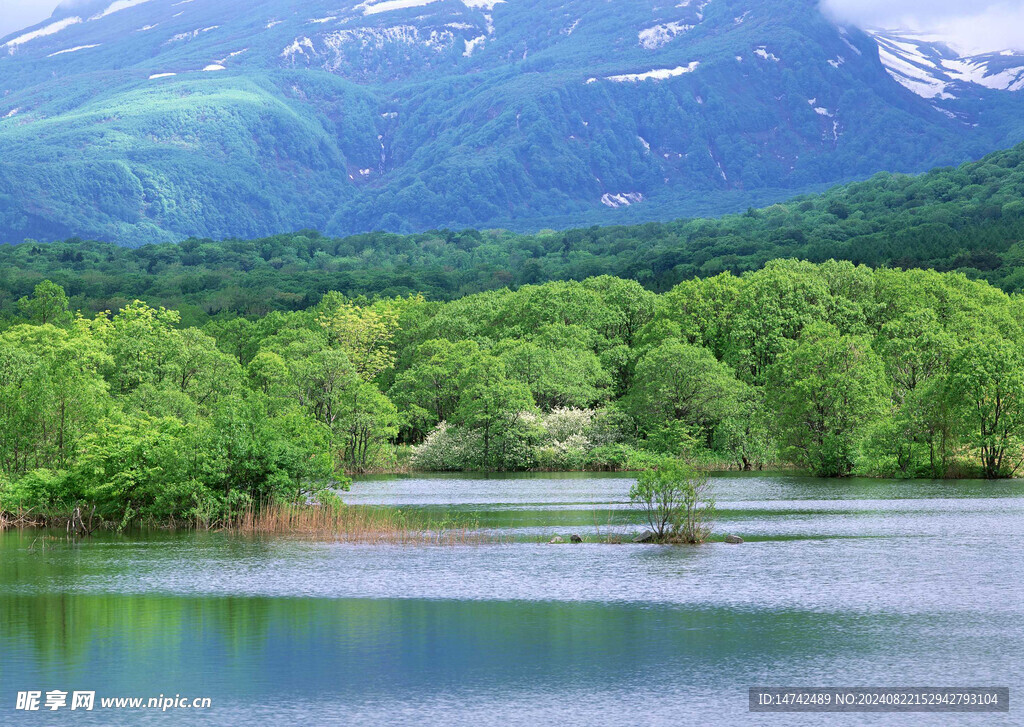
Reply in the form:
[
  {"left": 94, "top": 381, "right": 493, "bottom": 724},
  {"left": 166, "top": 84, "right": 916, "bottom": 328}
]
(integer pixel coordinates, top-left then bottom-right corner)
[
  {"left": 411, "top": 422, "right": 481, "bottom": 471},
  {"left": 629, "top": 459, "right": 715, "bottom": 543}
]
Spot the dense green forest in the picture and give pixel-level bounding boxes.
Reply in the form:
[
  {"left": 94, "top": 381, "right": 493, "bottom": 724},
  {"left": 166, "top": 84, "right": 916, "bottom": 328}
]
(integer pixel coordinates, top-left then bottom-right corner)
[
  {"left": 3, "top": 261, "right": 1024, "bottom": 527},
  {"left": 4, "top": 141, "right": 1024, "bottom": 326}
]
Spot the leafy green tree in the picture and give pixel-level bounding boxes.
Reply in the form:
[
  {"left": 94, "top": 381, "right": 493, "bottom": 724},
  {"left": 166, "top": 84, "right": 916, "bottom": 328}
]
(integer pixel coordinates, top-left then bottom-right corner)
[
  {"left": 661, "top": 272, "right": 742, "bottom": 358},
  {"left": 713, "top": 383, "right": 775, "bottom": 471},
  {"left": 175, "top": 328, "right": 241, "bottom": 409},
  {"left": 498, "top": 339, "right": 611, "bottom": 411},
  {"left": 97, "top": 301, "right": 183, "bottom": 396},
  {"left": 454, "top": 354, "right": 535, "bottom": 467},
  {"left": 627, "top": 340, "right": 742, "bottom": 452},
  {"left": 389, "top": 339, "right": 479, "bottom": 437},
  {"left": 769, "top": 323, "right": 888, "bottom": 477},
  {"left": 206, "top": 317, "right": 259, "bottom": 366},
  {"left": 17, "top": 281, "right": 72, "bottom": 327},
  {"left": 865, "top": 310, "right": 954, "bottom": 476},
  {"left": 317, "top": 296, "right": 401, "bottom": 381},
  {"left": 246, "top": 350, "right": 291, "bottom": 399},
  {"left": 335, "top": 382, "right": 400, "bottom": 471},
  {"left": 947, "top": 332, "right": 1024, "bottom": 478},
  {"left": 0, "top": 323, "right": 109, "bottom": 475}
]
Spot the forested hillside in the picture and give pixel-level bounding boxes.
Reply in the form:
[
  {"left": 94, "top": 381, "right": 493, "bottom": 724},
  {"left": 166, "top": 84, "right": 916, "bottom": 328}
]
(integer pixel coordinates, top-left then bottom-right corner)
[
  {"left": 3, "top": 0, "right": 1024, "bottom": 244},
  {"left": 3, "top": 140, "right": 1024, "bottom": 323},
  {"left": 4, "top": 261, "right": 1024, "bottom": 527}
]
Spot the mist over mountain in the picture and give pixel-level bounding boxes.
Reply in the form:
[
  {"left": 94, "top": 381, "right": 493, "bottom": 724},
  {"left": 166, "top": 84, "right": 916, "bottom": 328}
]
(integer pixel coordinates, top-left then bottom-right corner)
[{"left": 2, "top": 0, "right": 1024, "bottom": 245}]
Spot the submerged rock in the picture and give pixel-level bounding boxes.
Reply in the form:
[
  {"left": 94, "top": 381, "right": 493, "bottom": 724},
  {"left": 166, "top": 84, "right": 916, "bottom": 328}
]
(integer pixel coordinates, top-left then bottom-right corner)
[
  {"left": 633, "top": 531, "right": 655, "bottom": 543},
  {"left": 570, "top": 534, "right": 583, "bottom": 543},
  {"left": 724, "top": 534, "right": 744, "bottom": 544},
  {"left": 549, "top": 536, "right": 565, "bottom": 544}
]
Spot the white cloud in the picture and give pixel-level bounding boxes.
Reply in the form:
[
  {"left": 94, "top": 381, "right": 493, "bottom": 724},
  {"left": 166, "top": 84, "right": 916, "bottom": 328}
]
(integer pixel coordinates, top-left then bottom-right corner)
[{"left": 821, "top": 0, "right": 1024, "bottom": 53}]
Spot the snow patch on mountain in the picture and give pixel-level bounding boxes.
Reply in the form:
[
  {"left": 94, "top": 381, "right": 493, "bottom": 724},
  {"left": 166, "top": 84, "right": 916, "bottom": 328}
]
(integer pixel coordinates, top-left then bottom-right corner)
[
  {"left": 357, "top": 0, "right": 504, "bottom": 14},
  {"left": 169, "top": 27, "right": 220, "bottom": 44},
  {"left": 3, "top": 17, "right": 82, "bottom": 53},
  {"left": 601, "top": 62, "right": 699, "bottom": 83},
  {"left": 638, "top": 22, "right": 693, "bottom": 50},
  {"left": 676, "top": 0, "right": 711, "bottom": 21},
  {"left": 463, "top": 35, "right": 486, "bottom": 56},
  {"left": 48, "top": 44, "right": 101, "bottom": 57},
  {"left": 359, "top": 0, "right": 440, "bottom": 16},
  {"left": 601, "top": 192, "right": 643, "bottom": 208},
  {"left": 870, "top": 30, "right": 1024, "bottom": 100},
  {"left": 91, "top": 0, "right": 152, "bottom": 21},
  {"left": 281, "top": 37, "right": 313, "bottom": 58}
]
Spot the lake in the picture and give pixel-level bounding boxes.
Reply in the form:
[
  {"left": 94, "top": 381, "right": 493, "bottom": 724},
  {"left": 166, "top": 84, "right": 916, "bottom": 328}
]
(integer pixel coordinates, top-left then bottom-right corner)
[{"left": 2, "top": 473, "right": 1022, "bottom": 725}]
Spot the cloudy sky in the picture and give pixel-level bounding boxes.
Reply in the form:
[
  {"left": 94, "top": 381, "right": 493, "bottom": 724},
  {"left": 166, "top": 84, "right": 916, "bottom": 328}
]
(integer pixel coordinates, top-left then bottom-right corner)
[
  {"left": 0, "top": 0, "right": 55, "bottom": 38},
  {"left": 822, "top": 0, "right": 1024, "bottom": 53},
  {"left": 1, "top": 0, "right": 1023, "bottom": 52}
]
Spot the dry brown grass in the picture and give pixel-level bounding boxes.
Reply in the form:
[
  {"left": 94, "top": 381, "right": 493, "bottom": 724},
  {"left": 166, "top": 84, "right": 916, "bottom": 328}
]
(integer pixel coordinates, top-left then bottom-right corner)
[{"left": 229, "top": 502, "right": 494, "bottom": 545}]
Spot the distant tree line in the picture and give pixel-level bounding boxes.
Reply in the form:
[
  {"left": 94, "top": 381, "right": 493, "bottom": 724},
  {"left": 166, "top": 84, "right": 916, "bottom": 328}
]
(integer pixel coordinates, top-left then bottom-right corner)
[{"left": 4, "top": 143, "right": 1024, "bottom": 325}]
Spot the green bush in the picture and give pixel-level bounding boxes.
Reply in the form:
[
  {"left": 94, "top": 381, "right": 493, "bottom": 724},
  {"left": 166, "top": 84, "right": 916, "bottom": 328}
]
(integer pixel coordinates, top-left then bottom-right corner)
[{"left": 629, "top": 460, "right": 715, "bottom": 543}]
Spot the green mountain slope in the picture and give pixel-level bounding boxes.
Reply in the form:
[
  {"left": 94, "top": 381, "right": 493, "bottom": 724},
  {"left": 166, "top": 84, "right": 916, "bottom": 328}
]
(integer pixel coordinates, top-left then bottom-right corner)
[
  {"left": 3, "top": 138, "right": 1024, "bottom": 322},
  {"left": 2, "top": 0, "right": 1024, "bottom": 244}
]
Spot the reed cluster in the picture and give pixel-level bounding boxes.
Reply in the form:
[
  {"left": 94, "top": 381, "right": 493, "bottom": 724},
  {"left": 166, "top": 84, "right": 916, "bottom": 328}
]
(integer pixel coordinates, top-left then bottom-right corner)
[{"left": 230, "top": 502, "right": 490, "bottom": 544}]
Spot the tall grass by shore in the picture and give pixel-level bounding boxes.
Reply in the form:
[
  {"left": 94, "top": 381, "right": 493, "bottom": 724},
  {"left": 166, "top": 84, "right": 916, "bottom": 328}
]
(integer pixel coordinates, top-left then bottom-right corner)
[
  {"left": 0, "top": 502, "right": 492, "bottom": 545},
  {"left": 231, "top": 503, "right": 490, "bottom": 544}
]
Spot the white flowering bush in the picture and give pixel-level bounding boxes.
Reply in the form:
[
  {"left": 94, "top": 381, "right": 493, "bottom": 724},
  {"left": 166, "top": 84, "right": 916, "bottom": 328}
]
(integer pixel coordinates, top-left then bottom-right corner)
[
  {"left": 410, "top": 422, "right": 481, "bottom": 471},
  {"left": 540, "top": 407, "right": 595, "bottom": 443},
  {"left": 412, "top": 407, "right": 632, "bottom": 471}
]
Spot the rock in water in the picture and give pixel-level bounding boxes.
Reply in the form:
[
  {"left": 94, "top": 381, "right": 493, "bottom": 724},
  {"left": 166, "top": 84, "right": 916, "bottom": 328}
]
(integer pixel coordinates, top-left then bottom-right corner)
[
  {"left": 549, "top": 536, "right": 565, "bottom": 544},
  {"left": 724, "top": 534, "right": 744, "bottom": 544},
  {"left": 570, "top": 534, "right": 583, "bottom": 543},
  {"left": 633, "top": 531, "right": 655, "bottom": 543}
]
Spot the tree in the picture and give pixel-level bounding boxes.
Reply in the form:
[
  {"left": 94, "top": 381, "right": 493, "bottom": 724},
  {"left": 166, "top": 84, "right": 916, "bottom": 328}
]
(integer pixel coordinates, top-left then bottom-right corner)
[
  {"left": 454, "top": 355, "right": 535, "bottom": 467},
  {"left": 389, "top": 339, "right": 479, "bottom": 438},
  {"left": 865, "top": 310, "right": 954, "bottom": 476},
  {"left": 629, "top": 460, "right": 715, "bottom": 543},
  {"left": 714, "top": 383, "right": 775, "bottom": 471},
  {"left": 947, "top": 332, "right": 1024, "bottom": 478},
  {"left": 0, "top": 323, "right": 109, "bottom": 475},
  {"left": 317, "top": 297, "right": 400, "bottom": 381},
  {"left": 626, "top": 340, "right": 742, "bottom": 452},
  {"left": 98, "top": 301, "right": 183, "bottom": 396},
  {"left": 498, "top": 339, "right": 611, "bottom": 411},
  {"left": 769, "top": 323, "right": 887, "bottom": 477},
  {"left": 336, "top": 382, "right": 400, "bottom": 471},
  {"left": 17, "top": 281, "right": 72, "bottom": 327}
]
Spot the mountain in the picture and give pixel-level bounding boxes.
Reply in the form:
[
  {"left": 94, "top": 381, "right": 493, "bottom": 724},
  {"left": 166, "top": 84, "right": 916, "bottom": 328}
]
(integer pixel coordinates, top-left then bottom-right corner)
[
  {"left": 2, "top": 0, "right": 1024, "bottom": 246},
  {"left": 869, "top": 30, "right": 1024, "bottom": 99}
]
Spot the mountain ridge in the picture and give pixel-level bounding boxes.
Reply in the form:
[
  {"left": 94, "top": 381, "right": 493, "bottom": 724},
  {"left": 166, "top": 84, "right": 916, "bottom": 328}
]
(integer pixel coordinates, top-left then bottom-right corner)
[{"left": 2, "top": 0, "right": 1024, "bottom": 245}]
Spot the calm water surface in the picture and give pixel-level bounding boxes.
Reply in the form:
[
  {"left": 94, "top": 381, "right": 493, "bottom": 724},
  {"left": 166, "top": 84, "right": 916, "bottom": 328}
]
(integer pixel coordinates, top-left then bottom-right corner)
[{"left": 2, "top": 473, "right": 1023, "bottom": 725}]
